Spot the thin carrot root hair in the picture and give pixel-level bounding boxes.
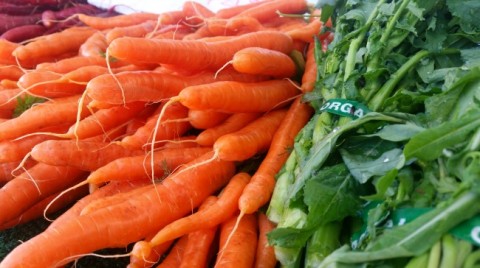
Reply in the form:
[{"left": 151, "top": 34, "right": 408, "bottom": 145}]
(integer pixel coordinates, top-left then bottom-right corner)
[
  {"left": 43, "top": 180, "right": 89, "bottom": 222},
  {"left": 141, "top": 138, "right": 197, "bottom": 150},
  {"left": 56, "top": 251, "right": 132, "bottom": 268},
  {"left": 214, "top": 60, "right": 233, "bottom": 79},
  {"left": 10, "top": 151, "right": 32, "bottom": 176},
  {"left": 166, "top": 149, "right": 219, "bottom": 181},
  {"left": 216, "top": 211, "right": 245, "bottom": 264},
  {"left": 103, "top": 48, "right": 128, "bottom": 106}
]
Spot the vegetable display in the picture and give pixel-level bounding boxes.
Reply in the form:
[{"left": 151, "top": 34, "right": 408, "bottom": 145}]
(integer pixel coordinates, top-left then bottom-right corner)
[
  {"left": 0, "top": 0, "right": 329, "bottom": 267},
  {"left": 266, "top": 0, "right": 480, "bottom": 267}
]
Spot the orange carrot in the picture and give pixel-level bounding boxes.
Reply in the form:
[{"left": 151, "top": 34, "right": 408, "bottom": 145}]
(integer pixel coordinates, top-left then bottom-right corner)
[
  {"left": 86, "top": 147, "right": 212, "bottom": 186},
  {"left": 196, "top": 112, "right": 261, "bottom": 146},
  {"left": 0, "top": 158, "right": 36, "bottom": 183},
  {"left": 17, "top": 70, "right": 86, "bottom": 98},
  {"left": 77, "top": 12, "right": 164, "bottom": 30},
  {"left": 212, "top": 109, "right": 287, "bottom": 161},
  {"left": 48, "top": 180, "right": 151, "bottom": 230},
  {"left": 0, "top": 163, "right": 86, "bottom": 225},
  {"left": 107, "top": 30, "right": 293, "bottom": 72},
  {"left": 160, "top": 135, "right": 201, "bottom": 149},
  {"left": 254, "top": 212, "right": 277, "bottom": 268},
  {"left": 0, "top": 124, "right": 70, "bottom": 163},
  {"left": 62, "top": 101, "right": 147, "bottom": 140},
  {"left": 0, "top": 39, "right": 19, "bottom": 65},
  {"left": 105, "top": 20, "right": 159, "bottom": 44},
  {"left": 214, "top": 212, "right": 258, "bottom": 268},
  {"left": 78, "top": 30, "right": 108, "bottom": 57},
  {"left": 232, "top": 0, "right": 308, "bottom": 23},
  {"left": 301, "top": 42, "right": 318, "bottom": 92},
  {"left": 205, "top": 16, "right": 265, "bottom": 36},
  {"left": 214, "top": 0, "right": 275, "bottom": 19},
  {"left": 172, "top": 79, "right": 299, "bottom": 113},
  {"left": 128, "top": 240, "right": 174, "bottom": 268},
  {"left": 231, "top": 47, "right": 297, "bottom": 78},
  {"left": 30, "top": 140, "right": 144, "bottom": 171},
  {"left": 0, "top": 64, "right": 24, "bottom": 81},
  {"left": 182, "top": 0, "right": 215, "bottom": 25},
  {"left": 186, "top": 109, "right": 230, "bottom": 129},
  {"left": 12, "top": 27, "right": 97, "bottom": 63},
  {"left": 135, "top": 172, "right": 250, "bottom": 250},
  {"left": 0, "top": 88, "right": 27, "bottom": 111},
  {"left": 0, "top": 94, "right": 91, "bottom": 141},
  {"left": 0, "top": 183, "right": 88, "bottom": 231},
  {"left": 0, "top": 151, "right": 235, "bottom": 268},
  {"left": 239, "top": 96, "right": 313, "bottom": 214},
  {"left": 178, "top": 197, "right": 218, "bottom": 268},
  {"left": 156, "top": 235, "right": 189, "bottom": 268},
  {"left": 119, "top": 102, "right": 191, "bottom": 150},
  {"left": 35, "top": 55, "right": 128, "bottom": 73},
  {"left": 285, "top": 18, "right": 322, "bottom": 43}
]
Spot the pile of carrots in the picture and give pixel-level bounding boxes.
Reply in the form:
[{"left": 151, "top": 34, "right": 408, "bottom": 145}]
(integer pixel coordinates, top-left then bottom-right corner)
[{"left": 0, "top": 0, "right": 332, "bottom": 267}]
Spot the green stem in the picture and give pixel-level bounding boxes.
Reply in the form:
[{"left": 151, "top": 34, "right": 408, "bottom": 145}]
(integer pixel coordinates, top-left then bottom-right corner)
[
  {"left": 367, "top": 50, "right": 430, "bottom": 111},
  {"left": 343, "top": 0, "right": 386, "bottom": 80}
]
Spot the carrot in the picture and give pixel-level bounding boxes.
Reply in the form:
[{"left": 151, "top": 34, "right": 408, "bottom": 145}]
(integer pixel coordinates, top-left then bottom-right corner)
[
  {"left": 232, "top": 0, "right": 308, "bottom": 23},
  {"left": 254, "top": 212, "right": 277, "bottom": 268},
  {"left": 134, "top": 172, "right": 250, "bottom": 251},
  {"left": 156, "top": 235, "right": 189, "bottom": 268},
  {"left": 30, "top": 140, "right": 144, "bottom": 171},
  {"left": 0, "top": 124, "right": 70, "bottom": 163},
  {"left": 107, "top": 30, "right": 293, "bottom": 72},
  {"left": 230, "top": 47, "right": 297, "bottom": 78},
  {"left": 35, "top": 55, "right": 127, "bottom": 73},
  {"left": 160, "top": 135, "right": 201, "bottom": 149},
  {"left": 182, "top": 0, "right": 215, "bottom": 25},
  {"left": 86, "top": 147, "right": 212, "bottom": 187},
  {"left": 0, "top": 13, "right": 43, "bottom": 35},
  {"left": 77, "top": 12, "right": 164, "bottom": 30},
  {"left": 0, "top": 158, "right": 36, "bottom": 183},
  {"left": 78, "top": 30, "right": 108, "bottom": 57},
  {"left": 214, "top": 212, "right": 258, "bottom": 268},
  {"left": 12, "top": 26, "right": 97, "bottom": 63},
  {"left": 17, "top": 70, "right": 86, "bottom": 98},
  {"left": 48, "top": 180, "right": 151, "bottom": 230},
  {"left": 239, "top": 96, "right": 313, "bottom": 214},
  {"left": 0, "top": 163, "right": 86, "bottom": 225},
  {"left": 128, "top": 240, "right": 174, "bottom": 268},
  {"left": 185, "top": 109, "right": 230, "bottom": 129},
  {"left": 171, "top": 79, "right": 300, "bottom": 113},
  {"left": 178, "top": 197, "right": 219, "bottom": 268},
  {"left": 212, "top": 109, "right": 288, "bottom": 162},
  {"left": 0, "top": 39, "right": 20, "bottom": 65},
  {"left": 60, "top": 101, "right": 147, "bottom": 140},
  {"left": 205, "top": 16, "right": 265, "bottom": 36},
  {"left": 0, "top": 94, "right": 91, "bottom": 141},
  {"left": 214, "top": 0, "right": 275, "bottom": 19},
  {"left": 0, "top": 64, "right": 24, "bottom": 81},
  {"left": 119, "top": 102, "right": 191, "bottom": 150},
  {"left": 285, "top": 18, "right": 322, "bottom": 43},
  {"left": 0, "top": 150, "right": 235, "bottom": 268},
  {"left": 196, "top": 112, "right": 261, "bottom": 146},
  {"left": 0, "top": 88, "right": 27, "bottom": 111},
  {"left": 301, "top": 41, "right": 318, "bottom": 92},
  {"left": 105, "top": 20, "right": 159, "bottom": 44},
  {"left": 0, "top": 183, "right": 88, "bottom": 231}
]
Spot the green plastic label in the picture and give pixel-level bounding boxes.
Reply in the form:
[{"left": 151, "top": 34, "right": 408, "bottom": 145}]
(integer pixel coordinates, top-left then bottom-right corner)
[{"left": 319, "top": 98, "right": 371, "bottom": 119}]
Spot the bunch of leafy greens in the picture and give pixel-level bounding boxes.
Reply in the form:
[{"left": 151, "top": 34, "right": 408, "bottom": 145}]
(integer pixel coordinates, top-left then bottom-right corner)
[{"left": 266, "top": 0, "right": 480, "bottom": 267}]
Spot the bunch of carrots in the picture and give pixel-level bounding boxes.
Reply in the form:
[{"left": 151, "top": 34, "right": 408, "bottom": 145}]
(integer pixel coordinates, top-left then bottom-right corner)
[{"left": 0, "top": 0, "right": 332, "bottom": 267}]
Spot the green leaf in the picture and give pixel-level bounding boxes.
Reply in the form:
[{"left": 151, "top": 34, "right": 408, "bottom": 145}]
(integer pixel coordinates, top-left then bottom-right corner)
[
  {"left": 404, "top": 108, "right": 480, "bottom": 161},
  {"left": 12, "top": 95, "right": 46, "bottom": 118},
  {"left": 368, "top": 123, "right": 424, "bottom": 142},
  {"left": 339, "top": 136, "right": 404, "bottom": 183}
]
